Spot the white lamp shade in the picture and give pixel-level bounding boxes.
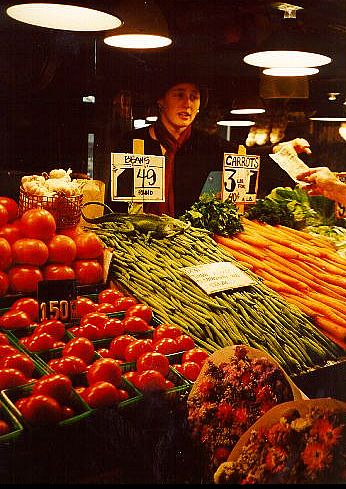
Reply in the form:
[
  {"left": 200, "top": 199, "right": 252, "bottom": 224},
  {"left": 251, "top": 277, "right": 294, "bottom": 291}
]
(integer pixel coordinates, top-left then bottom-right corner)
[
  {"left": 244, "top": 51, "right": 331, "bottom": 69},
  {"left": 104, "top": 33, "right": 172, "bottom": 49},
  {"left": 6, "top": 3, "right": 122, "bottom": 31}
]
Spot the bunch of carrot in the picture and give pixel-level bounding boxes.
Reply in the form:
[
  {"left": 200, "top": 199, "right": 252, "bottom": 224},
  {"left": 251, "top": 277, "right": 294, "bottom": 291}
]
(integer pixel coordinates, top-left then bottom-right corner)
[{"left": 214, "top": 218, "right": 346, "bottom": 351}]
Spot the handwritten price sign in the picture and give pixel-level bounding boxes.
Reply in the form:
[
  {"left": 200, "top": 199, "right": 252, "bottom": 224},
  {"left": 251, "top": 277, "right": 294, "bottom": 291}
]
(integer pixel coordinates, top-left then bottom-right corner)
[
  {"left": 110, "top": 153, "right": 165, "bottom": 202},
  {"left": 222, "top": 153, "right": 260, "bottom": 204}
]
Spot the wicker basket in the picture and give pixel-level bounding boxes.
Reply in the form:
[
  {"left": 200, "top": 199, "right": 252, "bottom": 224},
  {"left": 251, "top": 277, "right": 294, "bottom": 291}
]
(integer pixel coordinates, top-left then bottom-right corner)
[{"left": 18, "top": 187, "right": 83, "bottom": 229}]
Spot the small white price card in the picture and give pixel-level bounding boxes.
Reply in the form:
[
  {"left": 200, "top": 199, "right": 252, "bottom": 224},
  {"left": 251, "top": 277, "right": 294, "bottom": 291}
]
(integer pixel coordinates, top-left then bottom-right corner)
[
  {"left": 222, "top": 153, "right": 260, "bottom": 203},
  {"left": 110, "top": 153, "right": 165, "bottom": 202},
  {"left": 182, "top": 261, "right": 256, "bottom": 295}
]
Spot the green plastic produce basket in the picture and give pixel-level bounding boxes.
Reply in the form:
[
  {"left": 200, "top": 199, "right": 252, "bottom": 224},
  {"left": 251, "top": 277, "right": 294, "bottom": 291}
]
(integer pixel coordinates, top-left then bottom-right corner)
[
  {"left": 1, "top": 381, "right": 92, "bottom": 429},
  {"left": 0, "top": 400, "right": 24, "bottom": 443},
  {"left": 121, "top": 363, "right": 191, "bottom": 400}
]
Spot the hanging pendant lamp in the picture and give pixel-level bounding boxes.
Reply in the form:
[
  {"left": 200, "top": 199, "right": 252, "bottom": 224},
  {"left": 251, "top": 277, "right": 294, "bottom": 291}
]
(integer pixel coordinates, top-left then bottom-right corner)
[
  {"left": 103, "top": 0, "right": 172, "bottom": 49},
  {"left": 243, "top": 4, "right": 332, "bottom": 70},
  {"left": 309, "top": 99, "right": 346, "bottom": 122},
  {"left": 5, "top": 1, "right": 122, "bottom": 31}
]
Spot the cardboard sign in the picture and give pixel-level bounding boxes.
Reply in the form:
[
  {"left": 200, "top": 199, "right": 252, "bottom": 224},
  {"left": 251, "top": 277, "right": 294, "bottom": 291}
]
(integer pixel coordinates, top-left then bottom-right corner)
[
  {"left": 222, "top": 153, "right": 260, "bottom": 203},
  {"left": 182, "top": 262, "right": 256, "bottom": 295},
  {"left": 110, "top": 152, "right": 165, "bottom": 202},
  {"left": 37, "top": 279, "right": 77, "bottom": 322}
]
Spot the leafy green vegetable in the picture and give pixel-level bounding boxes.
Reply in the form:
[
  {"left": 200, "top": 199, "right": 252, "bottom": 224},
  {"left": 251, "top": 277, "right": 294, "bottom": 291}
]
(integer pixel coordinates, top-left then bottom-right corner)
[
  {"left": 179, "top": 194, "right": 243, "bottom": 236},
  {"left": 245, "top": 185, "right": 322, "bottom": 229},
  {"left": 244, "top": 198, "right": 296, "bottom": 227}
]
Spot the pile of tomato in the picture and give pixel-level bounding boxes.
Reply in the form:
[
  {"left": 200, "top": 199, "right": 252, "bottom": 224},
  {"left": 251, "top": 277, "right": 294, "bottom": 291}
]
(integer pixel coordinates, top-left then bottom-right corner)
[
  {"left": 0, "top": 283, "right": 211, "bottom": 428},
  {"left": 0, "top": 196, "right": 105, "bottom": 296}
]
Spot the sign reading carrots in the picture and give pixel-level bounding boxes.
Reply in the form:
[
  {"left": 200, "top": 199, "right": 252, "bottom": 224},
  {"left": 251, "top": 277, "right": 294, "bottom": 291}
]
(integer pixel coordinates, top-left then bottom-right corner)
[{"left": 222, "top": 150, "right": 260, "bottom": 204}]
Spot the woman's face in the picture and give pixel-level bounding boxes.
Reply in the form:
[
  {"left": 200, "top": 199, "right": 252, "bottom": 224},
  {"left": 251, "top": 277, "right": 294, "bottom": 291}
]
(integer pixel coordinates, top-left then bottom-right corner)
[{"left": 158, "top": 82, "right": 201, "bottom": 133}]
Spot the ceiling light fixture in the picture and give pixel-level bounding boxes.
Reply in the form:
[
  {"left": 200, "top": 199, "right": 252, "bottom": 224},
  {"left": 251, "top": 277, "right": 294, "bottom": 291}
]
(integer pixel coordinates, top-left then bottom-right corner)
[
  {"left": 217, "top": 120, "right": 255, "bottom": 127},
  {"left": 309, "top": 100, "right": 346, "bottom": 122},
  {"left": 263, "top": 67, "right": 319, "bottom": 76},
  {"left": 5, "top": 2, "right": 122, "bottom": 31},
  {"left": 230, "top": 81, "right": 265, "bottom": 114},
  {"left": 243, "top": 4, "right": 332, "bottom": 69},
  {"left": 104, "top": 0, "right": 172, "bottom": 49}
]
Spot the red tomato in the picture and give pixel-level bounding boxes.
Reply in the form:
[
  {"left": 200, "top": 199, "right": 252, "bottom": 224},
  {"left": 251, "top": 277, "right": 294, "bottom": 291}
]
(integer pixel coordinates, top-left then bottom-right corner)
[
  {"left": 74, "top": 386, "right": 88, "bottom": 401},
  {"left": 125, "top": 304, "right": 153, "bottom": 323},
  {"left": 0, "top": 222, "right": 23, "bottom": 244},
  {"left": 101, "top": 317, "right": 124, "bottom": 338},
  {"left": 85, "top": 381, "right": 120, "bottom": 408},
  {"left": 98, "top": 288, "right": 124, "bottom": 304},
  {"left": 0, "top": 332, "right": 9, "bottom": 345},
  {"left": 112, "top": 296, "right": 137, "bottom": 312},
  {"left": 152, "top": 324, "right": 183, "bottom": 342},
  {"left": 182, "top": 347, "right": 209, "bottom": 366},
  {"left": 0, "top": 344, "right": 19, "bottom": 358},
  {"left": 0, "top": 271, "right": 9, "bottom": 297},
  {"left": 28, "top": 333, "right": 55, "bottom": 352},
  {"left": 0, "top": 310, "right": 32, "bottom": 330},
  {"left": 75, "top": 296, "right": 97, "bottom": 317},
  {"left": 0, "top": 237, "right": 12, "bottom": 271},
  {"left": 19, "top": 394, "right": 62, "bottom": 426},
  {"left": 117, "top": 389, "right": 129, "bottom": 402},
  {"left": 153, "top": 337, "right": 179, "bottom": 355},
  {"left": 74, "top": 232, "right": 104, "bottom": 260},
  {"left": 49, "top": 355, "right": 87, "bottom": 377},
  {"left": 12, "top": 238, "right": 49, "bottom": 266},
  {"left": 124, "top": 339, "right": 153, "bottom": 362},
  {"left": 0, "top": 368, "right": 27, "bottom": 389},
  {"left": 180, "top": 361, "right": 201, "bottom": 381},
  {"left": 0, "top": 204, "right": 8, "bottom": 227},
  {"left": 35, "top": 319, "right": 65, "bottom": 340},
  {"left": 32, "top": 373, "right": 72, "bottom": 403},
  {"left": 0, "top": 197, "right": 18, "bottom": 222},
  {"left": 1, "top": 353, "right": 35, "bottom": 378},
  {"left": 52, "top": 341, "right": 65, "bottom": 349},
  {"left": 11, "top": 297, "right": 39, "bottom": 321},
  {"left": 75, "top": 323, "right": 101, "bottom": 341},
  {"left": 0, "top": 419, "right": 10, "bottom": 435},
  {"left": 20, "top": 209, "right": 56, "bottom": 242},
  {"left": 96, "top": 302, "right": 117, "bottom": 313},
  {"left": 137, "top": 370, "right": 167, "bottom": 393},
  {"left": 136, "top": 352, "right": 170, "bottom": 377},
  {"left": 80, "top": 311, "right": 109, "bottom": 329},
  {"left": 86, "top": 358, "right": 122, "bottom": 387},
  {"left": 122, "top": 371, "right": 140, "bottom": 388},
  {"left": 73, "top": 260, "right": 103, "bottom": 286},
  {"left": 8, "top": 265, "right": 43, "bottom": 294},
  {"left": 62, "top": 337, "right": 95, "bottom": 364},
  {"left": 122, "top": 316, "right": 151, "bottom": 333},
  {"left": 175, "top": 334, "right": 195, "bottom": 352},
  {"left": 109, "top": 335, "right": 136, "bottom": 360},
  {"left": 43, "top": 264, "right": 75, "bottom": 281},
  {"left": 61, "top": 405, "right": 74, "bottom": 420},
  {"left": 47, "top": 234, "right": 77, "bottom": 264},
  {"left": 58, "top": 226, "right": 83, "bottom": 239}
]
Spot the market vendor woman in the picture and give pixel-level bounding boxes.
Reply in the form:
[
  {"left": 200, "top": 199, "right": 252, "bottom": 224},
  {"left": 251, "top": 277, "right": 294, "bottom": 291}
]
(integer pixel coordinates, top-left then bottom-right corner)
[{"left": 114, "top": 77, "right": 311, "bottom": 218}]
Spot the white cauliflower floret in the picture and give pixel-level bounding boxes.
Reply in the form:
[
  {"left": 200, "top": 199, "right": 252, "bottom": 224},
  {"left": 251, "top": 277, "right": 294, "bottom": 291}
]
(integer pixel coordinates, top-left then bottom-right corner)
[
  {"left": 22, "top": 181, "right": 48, "bottom": 196},
  {"left": 49, "top": 168, "right": 72, "bottom": 181},
  {"left": 21, "top": 175, "right": 46, "bottom": 186}
]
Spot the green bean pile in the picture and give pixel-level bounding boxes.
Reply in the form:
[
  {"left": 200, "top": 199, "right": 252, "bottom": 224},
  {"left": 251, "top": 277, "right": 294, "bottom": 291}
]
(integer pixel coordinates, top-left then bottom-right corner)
[{"left": 90, "top": 221, "right": 344, "bottom": 376}]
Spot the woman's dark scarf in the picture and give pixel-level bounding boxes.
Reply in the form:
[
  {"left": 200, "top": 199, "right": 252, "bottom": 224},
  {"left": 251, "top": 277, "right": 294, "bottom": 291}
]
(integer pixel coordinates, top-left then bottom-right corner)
[{"left": 144, "top": 120, "right": 191, "bottom": 217}]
